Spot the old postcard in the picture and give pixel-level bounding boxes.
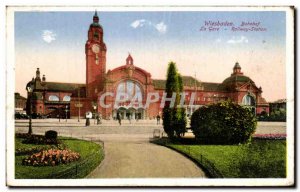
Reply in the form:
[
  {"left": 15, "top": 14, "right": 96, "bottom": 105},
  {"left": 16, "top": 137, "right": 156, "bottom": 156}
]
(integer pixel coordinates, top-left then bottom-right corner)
[{"left": 6, "top": 6, "right": 294, "bottom": 187}]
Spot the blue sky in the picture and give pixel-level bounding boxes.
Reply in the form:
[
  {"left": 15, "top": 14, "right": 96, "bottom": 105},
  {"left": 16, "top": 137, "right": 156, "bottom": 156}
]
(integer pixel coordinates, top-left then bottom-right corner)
[
  {"left": 15, "top": 11, "right": 286, "bottom": 101},
  {"left": 15, "top": 11, "right": 285, "bottom": 49}
]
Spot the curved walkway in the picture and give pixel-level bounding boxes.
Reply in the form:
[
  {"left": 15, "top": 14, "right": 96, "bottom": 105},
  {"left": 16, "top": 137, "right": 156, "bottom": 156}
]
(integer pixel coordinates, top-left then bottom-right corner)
[{"left": 87, "top": 141, "right": 206, "bottom": 178}]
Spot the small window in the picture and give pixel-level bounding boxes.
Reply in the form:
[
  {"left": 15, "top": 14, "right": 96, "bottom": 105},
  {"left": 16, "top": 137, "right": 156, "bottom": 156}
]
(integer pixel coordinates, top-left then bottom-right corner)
[
  {"left": 63, "top": 95, "right": 71, "bottom": 102},
  {"left": 49, "top": 95, "right": 59, "bottom": 101},
  {"left": 242, "top": 94, "right": 255, "bottom": 106}
]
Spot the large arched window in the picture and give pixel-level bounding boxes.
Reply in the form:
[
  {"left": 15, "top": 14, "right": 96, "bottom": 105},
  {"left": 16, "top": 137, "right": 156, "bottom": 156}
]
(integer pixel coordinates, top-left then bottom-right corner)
[
  {"left": 242, "top": 94, "right": 255, "bottom": 106},
  {"left": 63, "top": 95, "right": 71, "bottom": 101},
  {"left": 116, "top": 80, "right": 143, "bottom": 103},
  {"left": 49, "top": 95, "right": 59, "bottom": 101}
]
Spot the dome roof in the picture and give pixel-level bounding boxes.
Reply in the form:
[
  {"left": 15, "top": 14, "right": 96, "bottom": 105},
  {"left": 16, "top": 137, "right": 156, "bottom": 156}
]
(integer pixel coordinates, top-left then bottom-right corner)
[{"left": 222, "top": 74, "right": 254, "bottom": 85}]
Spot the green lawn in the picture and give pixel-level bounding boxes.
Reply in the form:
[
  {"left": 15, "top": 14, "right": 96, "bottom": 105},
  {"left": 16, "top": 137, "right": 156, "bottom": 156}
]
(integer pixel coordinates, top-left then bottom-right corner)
[
  {"left": 167, "top": 139, "right": 286, "bottom": 178},
  {"left": 15, "top": 137, "right": 104, "bottom": 179}
]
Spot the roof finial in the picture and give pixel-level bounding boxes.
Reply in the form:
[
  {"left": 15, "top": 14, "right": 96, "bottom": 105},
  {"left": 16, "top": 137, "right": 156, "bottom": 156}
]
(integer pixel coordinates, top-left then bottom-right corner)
[
  {"left": 94, "top": 10, "right": 98, "bottom": 17},
  {"left": 126, "top": 53, "right": 133, "bottom": 65}
]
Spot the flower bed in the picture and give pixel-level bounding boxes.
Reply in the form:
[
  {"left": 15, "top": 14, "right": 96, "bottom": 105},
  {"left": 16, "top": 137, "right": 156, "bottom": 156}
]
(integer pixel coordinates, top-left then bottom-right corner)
[
  {"left": 16, "top": 143, "right": 66, "bottom": 156},
  {"left": 22, "top": 149, "right": 80, "bottom": 166},
  {"left": 253, "top": 133, "right": 286, "bottom": 140}
]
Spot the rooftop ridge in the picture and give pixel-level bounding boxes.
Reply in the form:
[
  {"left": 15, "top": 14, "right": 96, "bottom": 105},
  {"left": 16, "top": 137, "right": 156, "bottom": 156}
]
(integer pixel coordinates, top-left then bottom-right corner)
[{"left": 46, "top": 82, "right": 86, "bottom": 85}]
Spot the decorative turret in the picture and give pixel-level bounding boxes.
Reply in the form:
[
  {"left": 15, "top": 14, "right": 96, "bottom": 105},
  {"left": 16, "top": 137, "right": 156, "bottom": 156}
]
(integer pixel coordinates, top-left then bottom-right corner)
[
  {"left": 35, "top": 68, "right": 41, "bottom": 81},
  {"left": 42, "top": 74, "right": 46, "bottom": 82},
  {"left": 126, "top": 54, "right": 134, "bottom": 65},
  {"left": 232, "top": 62, "right": 243, "bottom": 76}
]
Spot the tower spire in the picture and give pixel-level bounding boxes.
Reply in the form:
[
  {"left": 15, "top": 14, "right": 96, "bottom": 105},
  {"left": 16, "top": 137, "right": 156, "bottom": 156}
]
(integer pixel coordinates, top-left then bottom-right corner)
[{"left": 93, "top": 10, "right": 99, "bottom": 23}]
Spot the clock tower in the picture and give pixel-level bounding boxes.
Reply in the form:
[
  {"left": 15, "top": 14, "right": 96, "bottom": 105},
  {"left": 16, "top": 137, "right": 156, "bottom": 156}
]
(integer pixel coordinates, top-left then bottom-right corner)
[{"left": 86, "top": 11, "right": 107, "bottom": 98}]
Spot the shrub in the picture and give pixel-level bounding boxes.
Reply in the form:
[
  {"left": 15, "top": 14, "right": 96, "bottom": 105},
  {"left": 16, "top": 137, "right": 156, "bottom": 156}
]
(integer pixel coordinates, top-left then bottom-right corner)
[
  {"left": 173, "top": 108, "right": 187, "bottom": 137},
  {"left": 22, "top": 149, "right": 80, "bottom": 166},
  {"left": 45, "top": 130, "right": 58, "bottom": 140},
  {"left": 163, "top": 108, "right": 175, "bottom": 137},
  {"left": 15, "top": 133, "right": 31, "bottom": 139},
  {"left": 20, "top": 134, "right": 58, "bottom": 145},
  {"left": 257, "top": 109, "right": 286, "bottom": 122},
  {"left": 191, "top": 100, "right": 257, "bottom": 144}
]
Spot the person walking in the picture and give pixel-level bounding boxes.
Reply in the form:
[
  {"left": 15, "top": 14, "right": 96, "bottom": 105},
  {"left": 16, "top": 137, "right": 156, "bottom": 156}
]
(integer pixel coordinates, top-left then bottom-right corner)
[
  {"left": 156, "top": 114, "right": 160, "bottom": 125},
  {"left": 117, "top": 112, "right": 121, "bottom": 126},
  {"left": 85, "top": 112, "right": 91, "bottom": 126},
  {"left": 128, "top": 114, "right": 132, "bottom": 124},
  {"left": 97, "top": 113, "right": 102, "bottom": 125}
]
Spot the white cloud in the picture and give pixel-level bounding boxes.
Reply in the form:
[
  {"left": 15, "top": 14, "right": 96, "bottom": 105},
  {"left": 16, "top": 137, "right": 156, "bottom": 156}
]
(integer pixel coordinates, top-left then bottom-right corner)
[
  {"left": 130, "top": 19, "right": 146, "bottom": 28},
  {"left": 42, "top": 30, "right": 56, "bottom": 43},
  {"left": 215, "top": 38, "right": 222, "bottom": 43},
  {"left": 227, "top": 36, "right": 249, "bottom": 44},
  {"left": 130, "top": 19, "right": 167, "bottom": 34},
  {"left": 154, "top": 22, "right": 167, "bottom": 34}
]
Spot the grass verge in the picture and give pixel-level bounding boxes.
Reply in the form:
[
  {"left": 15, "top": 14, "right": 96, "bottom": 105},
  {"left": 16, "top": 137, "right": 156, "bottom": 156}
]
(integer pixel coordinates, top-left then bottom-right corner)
[
  {"left": 15, "top": 137, "right": 104, "bottom": 179},
  {"left": 154, "top": 138, "right": 286, "bottom": 178}
]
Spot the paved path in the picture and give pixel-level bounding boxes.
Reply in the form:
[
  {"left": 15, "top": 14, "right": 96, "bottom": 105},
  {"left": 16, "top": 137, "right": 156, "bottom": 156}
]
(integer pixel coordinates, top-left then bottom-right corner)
[
  {"left": 15, "top": 119, "right": 286, "bottom": 178},
  {"left": 87, "top": 141, "right": 206, "bottom": 178}
]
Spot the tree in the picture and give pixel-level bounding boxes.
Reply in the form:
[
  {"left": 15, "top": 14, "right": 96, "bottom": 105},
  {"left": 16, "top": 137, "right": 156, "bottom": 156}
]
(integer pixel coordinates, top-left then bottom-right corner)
[
  {"left": 173, "top": 73, "right": 187, "bottom": 137},
  {"left": 163, "top": 62, "right": 187, "bottom": 138}
]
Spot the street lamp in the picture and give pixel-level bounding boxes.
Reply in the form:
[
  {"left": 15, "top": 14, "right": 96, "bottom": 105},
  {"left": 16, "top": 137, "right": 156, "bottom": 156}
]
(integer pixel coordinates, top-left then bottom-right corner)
[
  {"left": 65, "top": 105, "right": 68, "bottom": 122},
  {"left": 78, "top": 86, "right": 81, "bottom": 122},
  {"left": 93, "top": 104, "right": 97, "bottom": 125},
  {"left": 26, "top": 80, "right": 34, "bottom": 135}
]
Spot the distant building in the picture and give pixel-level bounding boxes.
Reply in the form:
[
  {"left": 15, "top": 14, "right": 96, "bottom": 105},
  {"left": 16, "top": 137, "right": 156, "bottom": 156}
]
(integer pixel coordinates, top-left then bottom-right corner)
[
  {"left": 269, "top": 99, "right": 286, "bottom": 114},
  {"left": 25, "top": 12, "right": 269, "bottom": 119},
  {"left": 15, "top": 92, "right": 27, "bottom": 113}
]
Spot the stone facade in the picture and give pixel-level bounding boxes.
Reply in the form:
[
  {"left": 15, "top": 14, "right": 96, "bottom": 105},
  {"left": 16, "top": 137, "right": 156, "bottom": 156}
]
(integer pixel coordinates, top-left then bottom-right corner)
[{"left": 25, "top": 12, "right": 269, "bottom": 120}]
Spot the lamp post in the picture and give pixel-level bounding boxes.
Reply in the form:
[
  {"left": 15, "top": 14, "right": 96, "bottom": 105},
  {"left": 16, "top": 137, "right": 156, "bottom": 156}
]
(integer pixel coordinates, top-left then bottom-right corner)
[
  {"left": 26, "top": 80, "right": 34, "bottom": 135},
  {"left": 78, "top": 86, "right": 81, "bottom": 122},
  {"left": 65, "top": 105, "right": 68, "bottom": 122},
  {"left": 93, "top": 104, "right": 97, "bottom": 125}
]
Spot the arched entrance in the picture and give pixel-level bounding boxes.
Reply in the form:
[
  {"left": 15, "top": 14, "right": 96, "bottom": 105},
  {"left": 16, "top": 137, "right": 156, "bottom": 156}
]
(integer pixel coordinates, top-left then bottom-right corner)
[
  {"left": 242, "top": 94, "right": 256, "bottom": 115},
  {"left": 113, "top": 107, "right": 145, "bottom": 120},
  {"left": 113, "top": 79, "right": 145, "bottom": 119}
]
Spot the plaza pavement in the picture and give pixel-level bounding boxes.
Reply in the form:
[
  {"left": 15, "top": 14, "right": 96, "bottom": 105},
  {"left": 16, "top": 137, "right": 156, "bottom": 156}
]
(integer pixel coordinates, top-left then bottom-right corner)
[{"left": 14, "top": 119, "right": 286, "bottom": 178}]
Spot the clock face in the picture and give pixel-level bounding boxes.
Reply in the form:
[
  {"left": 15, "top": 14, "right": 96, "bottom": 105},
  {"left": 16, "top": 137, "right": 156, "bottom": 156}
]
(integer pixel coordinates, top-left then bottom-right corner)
[{"left": 92, "top": 44, "right": 100, "bottom": 53}]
